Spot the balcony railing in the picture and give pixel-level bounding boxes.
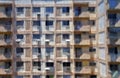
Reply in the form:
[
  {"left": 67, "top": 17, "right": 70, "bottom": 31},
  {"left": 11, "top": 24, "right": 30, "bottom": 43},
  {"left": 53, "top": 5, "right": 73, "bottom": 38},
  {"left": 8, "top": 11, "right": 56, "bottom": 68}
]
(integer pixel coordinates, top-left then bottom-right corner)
[
  {"left": 74, "top": 25, "right": 90, "bottom": 31},
  {"left": 0, "top": 12, "right": 12, "bottom": 18},
  {"left": 75, "top": 66, "right": 92, "bottom": 74},
  {"left": 75, "top": 52, "right": 91, "bottom": 60},
  {"left": 0, "top": 25, "right": 11, "bottom": 32},
  {"left": 0, "top": 52, "right": 11, "bottom": 60},
  {"left": 0, "top": 0, "right": 12, "bottom": 3},
  {"left": 16, "top": 67, "right": 24, "bottom": 72},
  {"left": 63, "top": 67, "right": 71, "bottom": 72},
  {"left": 33, "top": 66, "right": 41, "bottom": 71},
  {"left": 0, "top": 67, "right": 12, "bottom": 74},
  {"left": 0, "top": 39, "right": 11, "bottom": 45}
]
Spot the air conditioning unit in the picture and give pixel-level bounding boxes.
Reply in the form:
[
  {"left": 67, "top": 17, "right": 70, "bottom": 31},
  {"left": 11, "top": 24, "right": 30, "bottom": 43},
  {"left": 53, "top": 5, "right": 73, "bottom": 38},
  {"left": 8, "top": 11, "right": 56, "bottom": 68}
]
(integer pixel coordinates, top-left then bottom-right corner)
[
  {"left": 45, "top": 67, "right": 50, "bottom": 71},
  {"left": 65, "top": 39, "right": 70, "bottom": 44},
  {"left": 16, "top": 39, "right": 21, "bottom": 42},
  {"left": 45, "top": 39, "right": 50, "bottom": 45}
]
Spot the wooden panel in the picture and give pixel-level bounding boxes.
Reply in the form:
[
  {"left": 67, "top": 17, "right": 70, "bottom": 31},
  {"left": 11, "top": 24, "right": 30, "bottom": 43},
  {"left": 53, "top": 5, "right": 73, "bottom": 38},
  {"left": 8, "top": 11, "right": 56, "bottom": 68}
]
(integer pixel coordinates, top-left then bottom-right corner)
[
  {"left": 56, "top": 48, "right": 61, "bottom": 57},
  {"left": 25, "top": 62, "right": 31, "bottom": 71},
  {"left": 26, "top": 34, "right": 31, "bottom": 44},
  {"left": 56, "top": 7, "right": 61, "bottom": 16},
  {"left": 56, "top": 61, "right": 62, "bottom": 71},
  {"left": 56, "top": 34, "right": 61, "bottom": 43},
  {"left": 25, "top": 7, "right": 31, "bottom": 17},
  {"left": 56, "top": 21, "right": 61, "bottom": 30},
  {"left": 25, "top": 20, "right": 30, "bottom": 30},
  {"left": 25, "top": 48, "right": 31, "bottom": 57}
]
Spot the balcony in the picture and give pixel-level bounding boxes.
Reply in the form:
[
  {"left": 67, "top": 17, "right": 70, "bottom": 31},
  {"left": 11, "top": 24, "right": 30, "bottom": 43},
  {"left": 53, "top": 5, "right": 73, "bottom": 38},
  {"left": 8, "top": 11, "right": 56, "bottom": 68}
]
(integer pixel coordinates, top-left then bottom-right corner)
[
  {"left": 75, "top": 66, "right": 92, "bottom": 74},
  {"left": 0, "top": 51, "right": 11, "bottom": 61},
  {"left": 74, "top": 25, "right": 90, "bottom": 32},
  {"left": 32, "top": 26, "right": 41, "bottom": 31},
  {"left": 74, "top": 39, "right": 90, "bottom": 46},
  {"left": 16, "top": 66, "right": 24, "bottom": 72},
  {"left": 45, "top": 67, "right": 54, "bottom": 74},
  {"left": 74, "top": 11, "right": 89, "bottom": 19},
  {"left": 0, "top": 25, "right": 11, "bottom": 33},
  {"left": 0, "top": 62, "right": 12, "bottom": 75},
  {"left": 63, "top": 67, "right": 71, "bottom": 73},
  {"left": 0, "top": 39, "right": 11, "bottom": 46},
  {"left": 46, "top": 54, "right": 54, "bottom": 60},
  {"left": 108, "top": 54, "right": 120, "bottom": 62},
  {"left": 0, "top": 68, "right": 12, "bottom": 75},
  {"left": 108, "top": 19, "right": 120, "bottom": 27},
  {"left": 32, "top": 39, "right": 41, "bottom": 45},
  {"left": 75, "top": 52, "right": 91, "bottom": 60},
  {"left": 33, "top": 66, "right": 41, "bottom": 72},
  {"left": 0, "top": 11, "right": 12, "bottom": 18}
]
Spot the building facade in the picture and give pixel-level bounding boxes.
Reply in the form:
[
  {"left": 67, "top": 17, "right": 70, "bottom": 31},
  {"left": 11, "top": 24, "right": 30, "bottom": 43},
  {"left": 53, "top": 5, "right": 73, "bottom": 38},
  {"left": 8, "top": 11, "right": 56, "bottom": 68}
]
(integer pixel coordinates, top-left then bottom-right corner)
[{"left": 0, "top": 0, "right": 119, "bottom": 78}]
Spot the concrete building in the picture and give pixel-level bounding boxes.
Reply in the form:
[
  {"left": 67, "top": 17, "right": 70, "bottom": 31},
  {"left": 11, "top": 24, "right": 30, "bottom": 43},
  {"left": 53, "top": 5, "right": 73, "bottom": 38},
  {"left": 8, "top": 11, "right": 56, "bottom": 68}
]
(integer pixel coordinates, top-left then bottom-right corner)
[{"left": 0, "top": 0, "right": 119, "bottom": 78}]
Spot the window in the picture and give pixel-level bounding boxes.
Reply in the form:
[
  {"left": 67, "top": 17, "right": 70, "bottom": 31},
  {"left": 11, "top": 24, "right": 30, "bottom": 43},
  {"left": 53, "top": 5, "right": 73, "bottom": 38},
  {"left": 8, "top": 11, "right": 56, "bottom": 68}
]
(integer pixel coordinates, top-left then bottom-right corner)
[
  {"left": 63, "top": 62, "right": 70, "bottom": 67},
  {"left": 46, "top": 21, "right": 53, "bottom": 26},
  {"left": 74, "top": 7, "right": 81, "bottom": 16},
  {"left": 63, "top": 48, "right": 70, "bottom": 53},
  {"left": 89, "top": 20, "right": 95, "bottom": 26},
  {"left": 32, "top": 7, "right": 40, "bottom": 13},
  {"left": 16, "top": 48, "right": 24, "bottom": 54},
  {"left": 46, "top": 7, "right": 53, "bottom": 13},
  {"left": 46, "top": 75, "right": 54, "bottom": 78},
  {"left": 33, "top": 75, "right": 41, "bottom": 78},
  {"left": 17, "top": 7, "right": 24, "bottom": 13},
  {"left": 63, "top": 75, "right": 70, "bottom": 78},
  {"left": 88, "top": 7, "right": 95, "bottom": 13},
  {"left": 89, "top": 62, "right": 96, "bottom": 66},
  {"left": 108, "top": 13, "right": 116, "bottom": 19},
  {"left": 32, "top": 47, "right": 41, "bottom": 53},
  {"left": 62, "top": 7, "right": 69, "bottom": 13},
  {"left": 46, "top": 62, "right": 54, "bottom": 67},
  {"left": 45, "top": 34, "right": 53, "bottom": 41},
  {"left": 63, "top": 47, "right": 70, "bottom": 55},
  {"left": 33, "top": 21, "right": 41, "bottom": 26},
  {"left": 33, "top": 62, "right": 41, "bottom": 67},
  {"left": 110, "top": 64, "right": 118, "bottom": 71},
  {"left": 46, "top": 47, "right": 53, "bottom": 53},
  {"left": 16, "top": 62, "right": 23, "bottom": 67},
  {"left": 62, "top": 20, "right": 69, "bottom": 26},
  {"left": 89, "top": 47, "right": 96, "bottom": 52},
  {"left": 16, "top": 76, "right": 23, "bottom": 78},
  {"left": 90, "top": 75, "right": 97, "bottom": 78},
  {"left": 16, "top": 21, "right": 24, "bottom": 27},
  {"left": 16, "top": 34, "right": 24, "bottom": 39},
  {"left": 109, "top": 47, "right": 118, "bottom": 54},
  {"left": 33, "top": 34, "right": 41, "bottom": 39},
  {"left": 62, "top": 34, "right": 69, "bottom": 40},
  {"left": 89, "top": 34, "right": 95, "bottom": 40}
]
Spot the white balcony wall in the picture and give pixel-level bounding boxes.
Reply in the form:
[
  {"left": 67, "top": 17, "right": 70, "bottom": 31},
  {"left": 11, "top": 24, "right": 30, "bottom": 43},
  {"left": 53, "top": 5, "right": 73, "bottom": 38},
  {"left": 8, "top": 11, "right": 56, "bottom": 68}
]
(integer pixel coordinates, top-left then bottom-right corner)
[
  {"left": 15, "top": 0, "right": 31, "bottom": 4},
  {"left": 32, "top": 0, "right": 54, "bottom": 5}
]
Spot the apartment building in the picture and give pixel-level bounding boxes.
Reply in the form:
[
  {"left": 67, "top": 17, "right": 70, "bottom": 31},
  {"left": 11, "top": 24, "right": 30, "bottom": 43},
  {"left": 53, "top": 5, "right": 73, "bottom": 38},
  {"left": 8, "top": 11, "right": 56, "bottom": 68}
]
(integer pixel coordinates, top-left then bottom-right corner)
[{"left": 0, "top": 0, "right": 119, "bottom": 78}]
